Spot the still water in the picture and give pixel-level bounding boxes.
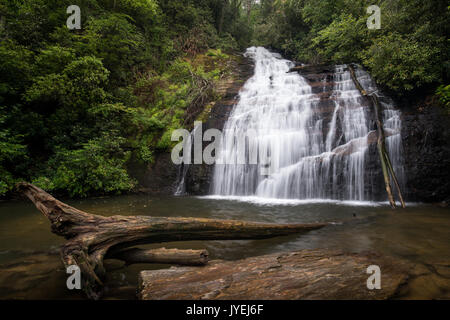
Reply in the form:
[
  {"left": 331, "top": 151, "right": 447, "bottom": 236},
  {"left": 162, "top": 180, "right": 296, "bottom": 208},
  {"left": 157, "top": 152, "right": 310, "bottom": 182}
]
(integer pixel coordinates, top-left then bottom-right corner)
[{"left": 0, "top": 195, "right": 449, "bottom": 299}]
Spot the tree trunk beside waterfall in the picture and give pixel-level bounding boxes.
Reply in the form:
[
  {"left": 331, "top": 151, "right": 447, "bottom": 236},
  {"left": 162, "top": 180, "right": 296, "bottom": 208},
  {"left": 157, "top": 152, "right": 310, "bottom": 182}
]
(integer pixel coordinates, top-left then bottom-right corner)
[
  {"left": 16, "top": 182, "right": 328, "bottom": 299},
  {"left": 348, "top": 64, "right": 406, "bottom": 209}
]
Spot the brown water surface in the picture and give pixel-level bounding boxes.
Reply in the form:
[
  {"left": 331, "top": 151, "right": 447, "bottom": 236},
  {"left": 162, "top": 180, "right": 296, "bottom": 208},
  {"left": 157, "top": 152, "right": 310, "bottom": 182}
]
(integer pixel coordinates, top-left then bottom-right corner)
[{"left": 0, "top": 196, "right": 449, "bottom": 299}]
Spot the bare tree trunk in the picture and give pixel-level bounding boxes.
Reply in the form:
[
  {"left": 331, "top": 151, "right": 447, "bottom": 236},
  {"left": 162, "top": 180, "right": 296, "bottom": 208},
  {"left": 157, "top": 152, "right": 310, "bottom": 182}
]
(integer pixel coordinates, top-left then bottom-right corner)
[
  {"left": 218, "top": 1, "right": 226, "bottom": 35},
  {"left": 348, "top": 65, "right": 405, "bottom": 209},
  {"left": 17, "top": 183, "right": 328, "bottom": 299},
  {"left": 244, "top": 0, "right": 253, "bottom": 23}
]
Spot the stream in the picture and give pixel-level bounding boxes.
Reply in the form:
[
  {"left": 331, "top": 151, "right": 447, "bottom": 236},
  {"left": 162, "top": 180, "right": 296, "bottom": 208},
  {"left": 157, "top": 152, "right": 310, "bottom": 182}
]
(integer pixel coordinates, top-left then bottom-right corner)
[{"left": 0, "top": 196, "right": 449, "bottom": 299}]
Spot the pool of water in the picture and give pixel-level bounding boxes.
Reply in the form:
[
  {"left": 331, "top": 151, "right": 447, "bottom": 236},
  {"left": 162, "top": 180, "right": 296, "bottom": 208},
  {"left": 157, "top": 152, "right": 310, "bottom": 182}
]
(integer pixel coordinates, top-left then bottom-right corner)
[{"left": 0, "top": 195, "right": 449, "bottom": 299}]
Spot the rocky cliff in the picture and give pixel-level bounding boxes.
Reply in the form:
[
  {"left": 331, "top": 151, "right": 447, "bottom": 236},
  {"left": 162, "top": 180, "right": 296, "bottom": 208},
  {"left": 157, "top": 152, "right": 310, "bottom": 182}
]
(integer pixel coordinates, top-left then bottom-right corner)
[
  {"left": 400, "top": 100, "right": 450, "bottom": 203},
  {"left": 129, "top": 53, "right": 254, "bottom": 195},
  {"left": 135, "top": 56, "right": 450, "bottom": 204}
]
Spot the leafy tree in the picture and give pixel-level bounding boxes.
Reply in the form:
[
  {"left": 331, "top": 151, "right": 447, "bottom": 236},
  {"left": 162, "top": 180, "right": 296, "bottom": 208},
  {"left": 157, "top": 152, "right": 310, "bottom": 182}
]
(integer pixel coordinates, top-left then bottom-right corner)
[
  {"left": 0, "top": 0, "right": 249, "bottom": 197},
  {"left": 312, "top": 13, "right": 368, "bottom": 64},
  {"left": 252, "top": 0, "right": 449, "bottom": 94},
  {"left": 361, "top": 33, "right": 440, "bottom": 91},
  {"left": 0, "top": 106, "right": 26, "bottom": 194},
  {"left": 33, "top": 133, "right": 135, "bottom": 197}
]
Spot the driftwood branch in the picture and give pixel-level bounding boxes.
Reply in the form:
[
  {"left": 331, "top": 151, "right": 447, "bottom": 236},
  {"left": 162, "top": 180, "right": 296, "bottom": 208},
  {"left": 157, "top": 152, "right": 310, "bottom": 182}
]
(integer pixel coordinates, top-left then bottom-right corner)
[
  {"left": 106, "top": 248, "right": 209, "bottom": 266},
  {"left": 16, "top": 182, "right": 328, "bottom": 299},
  {"left": 348, "top": 64, "right": 405, "bottom": 208}
]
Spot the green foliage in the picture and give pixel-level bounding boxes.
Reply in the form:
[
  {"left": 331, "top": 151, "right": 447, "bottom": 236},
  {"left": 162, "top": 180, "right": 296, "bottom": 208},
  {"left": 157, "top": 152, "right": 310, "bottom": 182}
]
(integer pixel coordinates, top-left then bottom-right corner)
[
  {"left": 252, "top": 0, "right": 449, "bottom": 94},
  {"left": 33, "top": 134, "right": 136, "bottom": 197},
  {"left": 206, "top": 49, "right": 229, "bottom": 59},
  {"left": 34, "top": 46, "right": 76, "bottom": 75},
  {"left": 0, "top": 0, "right": 247, "bottom": 197},
  {"left": 81, "top": 13, "right": 148, "bottom": 83},
  {"left": 361, "top": 33, "right": 440, "bottom": 91},
  {"left": 0, "top": 107, "right": 26, "bottom": 194},
  {"left": 312, "top": 14, "right": 368, "bottom": 64},
  {"left": 436, "top": 85, "right": 450, "bottom": 109},
  {"left": 25, "top": 56, "right": 109, "bottom": 108},
  {"left": 0, "top": 40, "right": 34, "bottom": 104}
]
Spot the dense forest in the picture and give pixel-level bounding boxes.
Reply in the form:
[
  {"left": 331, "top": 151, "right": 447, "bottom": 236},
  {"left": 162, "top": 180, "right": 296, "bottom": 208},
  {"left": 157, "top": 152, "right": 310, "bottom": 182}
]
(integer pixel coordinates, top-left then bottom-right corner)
[{"left": 0, "top": 0, "right": 448, "bottom": 198}]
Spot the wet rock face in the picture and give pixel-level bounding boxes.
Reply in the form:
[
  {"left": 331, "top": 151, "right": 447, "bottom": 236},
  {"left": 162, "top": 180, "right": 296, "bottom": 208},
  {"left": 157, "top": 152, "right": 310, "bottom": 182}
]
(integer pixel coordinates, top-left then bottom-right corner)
[
  {"left": 401, "top": 105, "right": 450, "bottom": 203},
  {"left": 129, "top": 152, "right": 179, "bottom": 195}
]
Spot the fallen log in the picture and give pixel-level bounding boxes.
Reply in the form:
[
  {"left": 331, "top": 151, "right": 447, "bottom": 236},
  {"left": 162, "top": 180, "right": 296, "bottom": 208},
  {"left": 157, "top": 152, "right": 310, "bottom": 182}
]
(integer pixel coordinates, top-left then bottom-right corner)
[
  {"left": 16, "top": 182, "right": 328, "bottom": 299},
  {"left": 139, "top": 249, "right": 412, "bottom": 300},
  {"left": 288, "top": 66, "right": 306, "bottom": 73},
  {"left": 106, "top": 248, "right": 209, "bottom": 266}
]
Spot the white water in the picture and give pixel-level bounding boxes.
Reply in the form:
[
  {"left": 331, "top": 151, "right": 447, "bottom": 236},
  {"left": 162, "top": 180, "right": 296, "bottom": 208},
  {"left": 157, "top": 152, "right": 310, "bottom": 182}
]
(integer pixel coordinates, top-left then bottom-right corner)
[{"left": 211, "top": 47, "right": 404, "bottom": 202}]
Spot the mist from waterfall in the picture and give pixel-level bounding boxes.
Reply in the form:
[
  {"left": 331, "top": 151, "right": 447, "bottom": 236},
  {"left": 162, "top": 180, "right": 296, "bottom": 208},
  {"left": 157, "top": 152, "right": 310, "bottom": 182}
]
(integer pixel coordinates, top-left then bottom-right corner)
[{"left": 210, "top": 47, "right": 404, "bottom": 202}]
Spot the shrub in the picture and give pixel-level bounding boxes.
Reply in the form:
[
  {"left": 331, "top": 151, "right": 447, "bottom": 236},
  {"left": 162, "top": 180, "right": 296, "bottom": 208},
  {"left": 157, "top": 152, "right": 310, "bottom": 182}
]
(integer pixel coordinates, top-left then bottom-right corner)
[
  {"left": 436, "top": 85, "right": 450, "bottom": 109},
  {"left": 34, "top": 134, "right": 136, "bottom": 197}
]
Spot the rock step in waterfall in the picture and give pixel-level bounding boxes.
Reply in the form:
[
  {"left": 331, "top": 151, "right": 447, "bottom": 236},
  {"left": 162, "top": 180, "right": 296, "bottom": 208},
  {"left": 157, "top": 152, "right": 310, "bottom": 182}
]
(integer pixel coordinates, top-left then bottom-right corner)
[{"left": 209, "top": 47, "right": 405, "bottom": 202}]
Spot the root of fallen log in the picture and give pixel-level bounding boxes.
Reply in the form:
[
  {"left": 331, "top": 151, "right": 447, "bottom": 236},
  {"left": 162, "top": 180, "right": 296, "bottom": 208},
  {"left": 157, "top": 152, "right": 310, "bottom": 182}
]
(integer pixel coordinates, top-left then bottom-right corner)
[
  {"left": 348, "top": 64, "right": 405, "bottom": 209},
  {"left": 16, "top": 182, "right": 328, "bottom": 299}
]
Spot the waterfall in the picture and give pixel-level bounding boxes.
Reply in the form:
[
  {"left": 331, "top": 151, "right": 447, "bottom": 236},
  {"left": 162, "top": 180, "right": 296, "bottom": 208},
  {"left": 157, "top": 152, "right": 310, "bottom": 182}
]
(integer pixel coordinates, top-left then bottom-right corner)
[{"left": 210, "top": 47, "right": 404, "bottom": 202}]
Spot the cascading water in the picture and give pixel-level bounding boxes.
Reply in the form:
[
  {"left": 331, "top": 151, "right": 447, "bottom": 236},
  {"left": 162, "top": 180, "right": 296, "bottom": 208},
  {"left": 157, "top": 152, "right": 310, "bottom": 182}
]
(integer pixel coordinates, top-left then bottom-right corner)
[{"left": 210, "top": 47, "right": 404, "bottom": 202}]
